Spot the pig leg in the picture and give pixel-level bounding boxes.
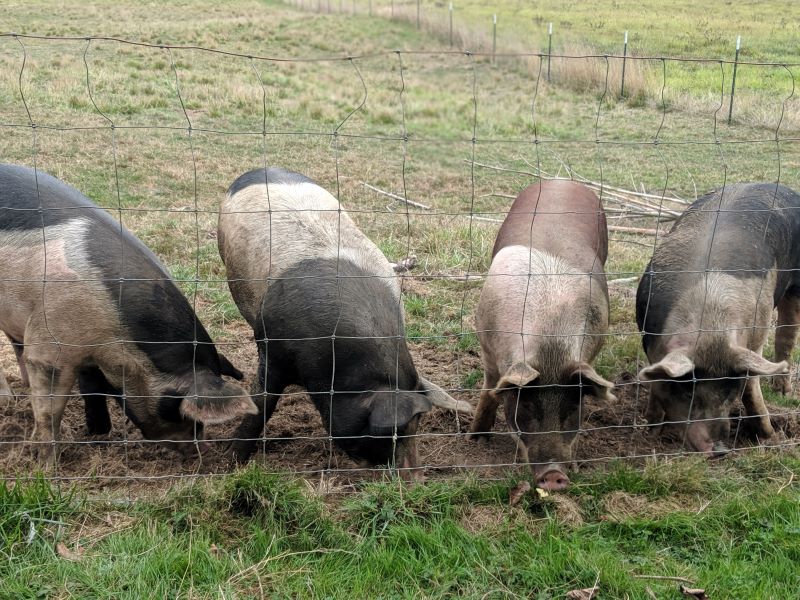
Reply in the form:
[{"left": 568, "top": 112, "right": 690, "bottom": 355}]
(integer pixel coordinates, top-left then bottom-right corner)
[
  {"left": 7, "top": 336, "right": 29, "bottom": 388},
  {"left": 27, "top": 362, "right": 77, "bottom": 466},
  {"left": 644, "top": 392, "right": 665, "bottom": 433},
  {"left": 229, "top": 352, "right": 286, "bottom": 463},
  {"left": 772, "top": 293, "right": 800, "bottom": 395},
  {"left": 0, "top": 366, "right": 13, "bottom": 399},
  {"left": 78, "top": 368, "right": 114, "bottom": 435},
  {"left": 467, "top": 367, "right": 500, "bottom": 441},
  {"left": 740, "top": 376, "right": 775, "bottom": 441}
]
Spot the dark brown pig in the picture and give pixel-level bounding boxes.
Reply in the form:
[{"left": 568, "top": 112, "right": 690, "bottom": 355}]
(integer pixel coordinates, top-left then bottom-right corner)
[
  {"left": 0, "top": 163, "right": 257, "bottom": 465},
  {"left": 218, "top": 168, "right": 471, "bottom": 478},
  {"left": 469, "top": 180, "right": 615, "bottom": 490},
  {"left": 637, "top": 183, "right": 799, "bottom": 454}
]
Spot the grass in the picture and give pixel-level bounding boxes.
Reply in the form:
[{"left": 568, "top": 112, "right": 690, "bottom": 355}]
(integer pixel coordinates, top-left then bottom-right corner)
[
  {"left": 1, "top": 456, "right": 798, "bottom": 598},
  {"left": 346, "top": 0, "right": 800, "bottom": 127}
]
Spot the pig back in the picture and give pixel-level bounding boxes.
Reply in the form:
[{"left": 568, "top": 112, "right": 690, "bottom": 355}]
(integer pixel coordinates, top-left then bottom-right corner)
[
  {"left": 493, "top": 180, "right": 608, "bottom": 273},
  {"left": 0, "top": 163, "right": 226, "bottom": 376},
  {"left": 218, "top": 168, "right": 398, "bottom": 328},
  {"left": 637, "top": 182, "right": 800, "bottom": 351}
]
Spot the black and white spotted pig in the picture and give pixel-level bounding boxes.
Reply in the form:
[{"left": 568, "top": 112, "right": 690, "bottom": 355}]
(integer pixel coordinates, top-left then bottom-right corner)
[
  {"left": 0, "top": 163, "right": 257, "bottom": 464},
  {"left": 218, "top": 168, "right": 470, "bottom": 477},
  {"left": 637, "top": 183, "right": 800, "bottom": 455}
]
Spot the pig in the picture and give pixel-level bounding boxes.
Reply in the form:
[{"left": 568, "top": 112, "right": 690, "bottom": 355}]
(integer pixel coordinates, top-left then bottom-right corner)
[
  {"left": 468, "top": 180, "right": 615, "bottom": 491},
  {"left": 218, "top": 167, "right": 470, "bottom": 476},
  {"left": 636, "top": 183, "right": 799, "bottom": 455},
  {"left": 0, "top": 163, "right": 257, "bottom": 464}
]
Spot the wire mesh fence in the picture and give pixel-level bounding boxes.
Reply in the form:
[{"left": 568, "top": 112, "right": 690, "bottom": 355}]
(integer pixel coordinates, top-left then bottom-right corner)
[{"left": 0, "top": 19, "right": 799, "bottom": 490}]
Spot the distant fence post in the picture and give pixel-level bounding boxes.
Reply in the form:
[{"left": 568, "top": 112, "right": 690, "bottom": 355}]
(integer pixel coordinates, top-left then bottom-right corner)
[
  {"left": 368, "top": 0, "right": 372, "bottom": 15},
  {"left": 391, "top": 0, "right": 394, "bottom": 18},
  {"left": 727, "top": 35, "right": 741, "bottom": 125},
  {"left": 492, "top": 14, "right": 497, "bottom": 63},
  {"left": 547, "top": 22, "right": 553, "bottom": 81},
  {"left": 417, "top": 0, "right": 421, "bottom": 29},
  {"left": 449, "top": 2, "right": 453, "bottom": 47},
  {"left": 620, "top": 30, "right": 628, "bottom": 98}
]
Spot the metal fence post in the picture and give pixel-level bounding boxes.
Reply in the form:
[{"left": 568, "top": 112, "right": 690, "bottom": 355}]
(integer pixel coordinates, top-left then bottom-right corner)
[
  {"left": 620, "top": 30, "right": 628, "bottom": 98},
  {"left": 449, "top": 2, "right": 453, "bottom": 47},
  {"left": 727, "top": 35, "right": 741, "bottom": 125},
  {"left": 492, "top": 14, "right": 497, "bottom": 63},
  {"left": 547, "top": 22, "right": 553, "bottom": 82}
]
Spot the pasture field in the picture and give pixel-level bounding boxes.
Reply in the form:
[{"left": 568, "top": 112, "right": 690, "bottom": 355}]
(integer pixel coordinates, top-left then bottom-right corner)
[
  {"left": 1, "top": 0, "right": 799, "bottom": 597},
  {"left": 323, "top": 0, "right": 800, "bottom": 129}
]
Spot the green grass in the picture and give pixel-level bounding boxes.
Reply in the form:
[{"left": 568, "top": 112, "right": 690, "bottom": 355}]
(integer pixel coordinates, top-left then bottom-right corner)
[
  {"left": 361, "top": 0, "right": 800, "bottom": 125},
  {"left": 2, "top": 456, "right": 798, "bottom": 598}
]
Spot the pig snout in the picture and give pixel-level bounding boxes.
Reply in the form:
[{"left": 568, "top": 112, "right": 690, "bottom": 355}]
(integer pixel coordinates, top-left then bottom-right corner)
[
  {"left": 685, "top": 422, "right": 729, "bottom": 457},
  {"left": 396, "top": 438, "right": 424, "bottom": 483},
  {"left": 534, "top": 463, "right": 571, "bottom": 491},
  {"left": 166, "top": 437, "right": 211, "bottom": 457}
]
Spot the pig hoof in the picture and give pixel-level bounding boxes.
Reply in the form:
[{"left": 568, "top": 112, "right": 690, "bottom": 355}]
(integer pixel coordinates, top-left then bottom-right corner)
[
  {"left": 536, "top": 469, "right": 570, "bottom": 491},
  {"left": 32, "top": 444, "right": 59, "bottom": 469},
  {"left": 771, "top": 376, "right": 792, "bottom": 395},
  {"left": 711, "top": 441, "right": 731, "bottom": 458},
  {"left": 398, "top": 467, "right": 425, "bottom": 483},
  {"left": 465, "top": 431, "right": 491, "bottom": 445},
  {"left": 228, "top": 440, "right": 257, "bottom": 464}
]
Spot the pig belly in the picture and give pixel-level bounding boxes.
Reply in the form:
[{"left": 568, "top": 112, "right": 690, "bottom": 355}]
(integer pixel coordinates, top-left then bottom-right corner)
[{"left": 0, "top": 234, "right": 82, "bottom": 342}]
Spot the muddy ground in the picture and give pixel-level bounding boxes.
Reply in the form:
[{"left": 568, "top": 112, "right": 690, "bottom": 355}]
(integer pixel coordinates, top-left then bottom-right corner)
[{"left": 2, "top": 328, "right": 798, "bottom": 496}]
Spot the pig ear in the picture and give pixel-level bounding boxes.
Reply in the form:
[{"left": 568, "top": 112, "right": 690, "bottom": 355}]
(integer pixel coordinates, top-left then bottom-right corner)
[
  {"left": 180, "top": 378, "right": 258, "bottom": 424},
  {"left": 496, "top": 362, "right": 540, "bottom": 392},
  {"left": 638, "top": 350, "right": 694, "bottom": 381},
  {"left": 732, "top": 348, "right": 788, "bottom": 376},
  {"left": 571, "top": 363, "right": 616, "bottom": 401},
  {"left": 218, "top": 354, "right": 244, "bottom": 380},
  {"left": 418, "top": 376, "right": 473, "bottom": 413},
  {"left": 368, "top": 392, "right": 431, "bottom": 436}
]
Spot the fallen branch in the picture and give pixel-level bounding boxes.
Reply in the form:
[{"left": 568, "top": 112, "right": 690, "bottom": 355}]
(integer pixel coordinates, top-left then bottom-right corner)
[
  {"left": 608, "top": 225, "right": 658, "bottom": 235},
  {"left": 361, "top": 182, "right": 431, "bottom": 210},
  {"left": 524, "top": 155, "right": 691, "bottom": 205},
  {"left": 608, "top": 276, "right": 639, "bottom": 285},
  {"left": 466, "top": 160, "right": 681, "bottom": 219}
]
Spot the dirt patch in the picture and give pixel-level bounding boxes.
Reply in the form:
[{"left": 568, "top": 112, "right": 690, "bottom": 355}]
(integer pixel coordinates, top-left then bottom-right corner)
[{"left": 1, "top": 336, "right": 798, "bottom": 496}]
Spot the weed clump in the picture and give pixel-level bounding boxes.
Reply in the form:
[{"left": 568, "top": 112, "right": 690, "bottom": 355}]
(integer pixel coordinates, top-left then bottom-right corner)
[{"left": 222, "top": 464, "right": 344, "bottom": 549}]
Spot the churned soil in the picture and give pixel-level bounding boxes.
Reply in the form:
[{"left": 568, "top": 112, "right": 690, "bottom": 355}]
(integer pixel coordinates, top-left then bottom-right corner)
[{"left": 1, "top": 334, "right": 798, "bottom": 495}]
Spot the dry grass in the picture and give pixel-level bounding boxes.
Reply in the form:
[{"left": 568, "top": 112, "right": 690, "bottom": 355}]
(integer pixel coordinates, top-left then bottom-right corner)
[{"left": 302, "top": 0, "right": 799, "bottom": 130}]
